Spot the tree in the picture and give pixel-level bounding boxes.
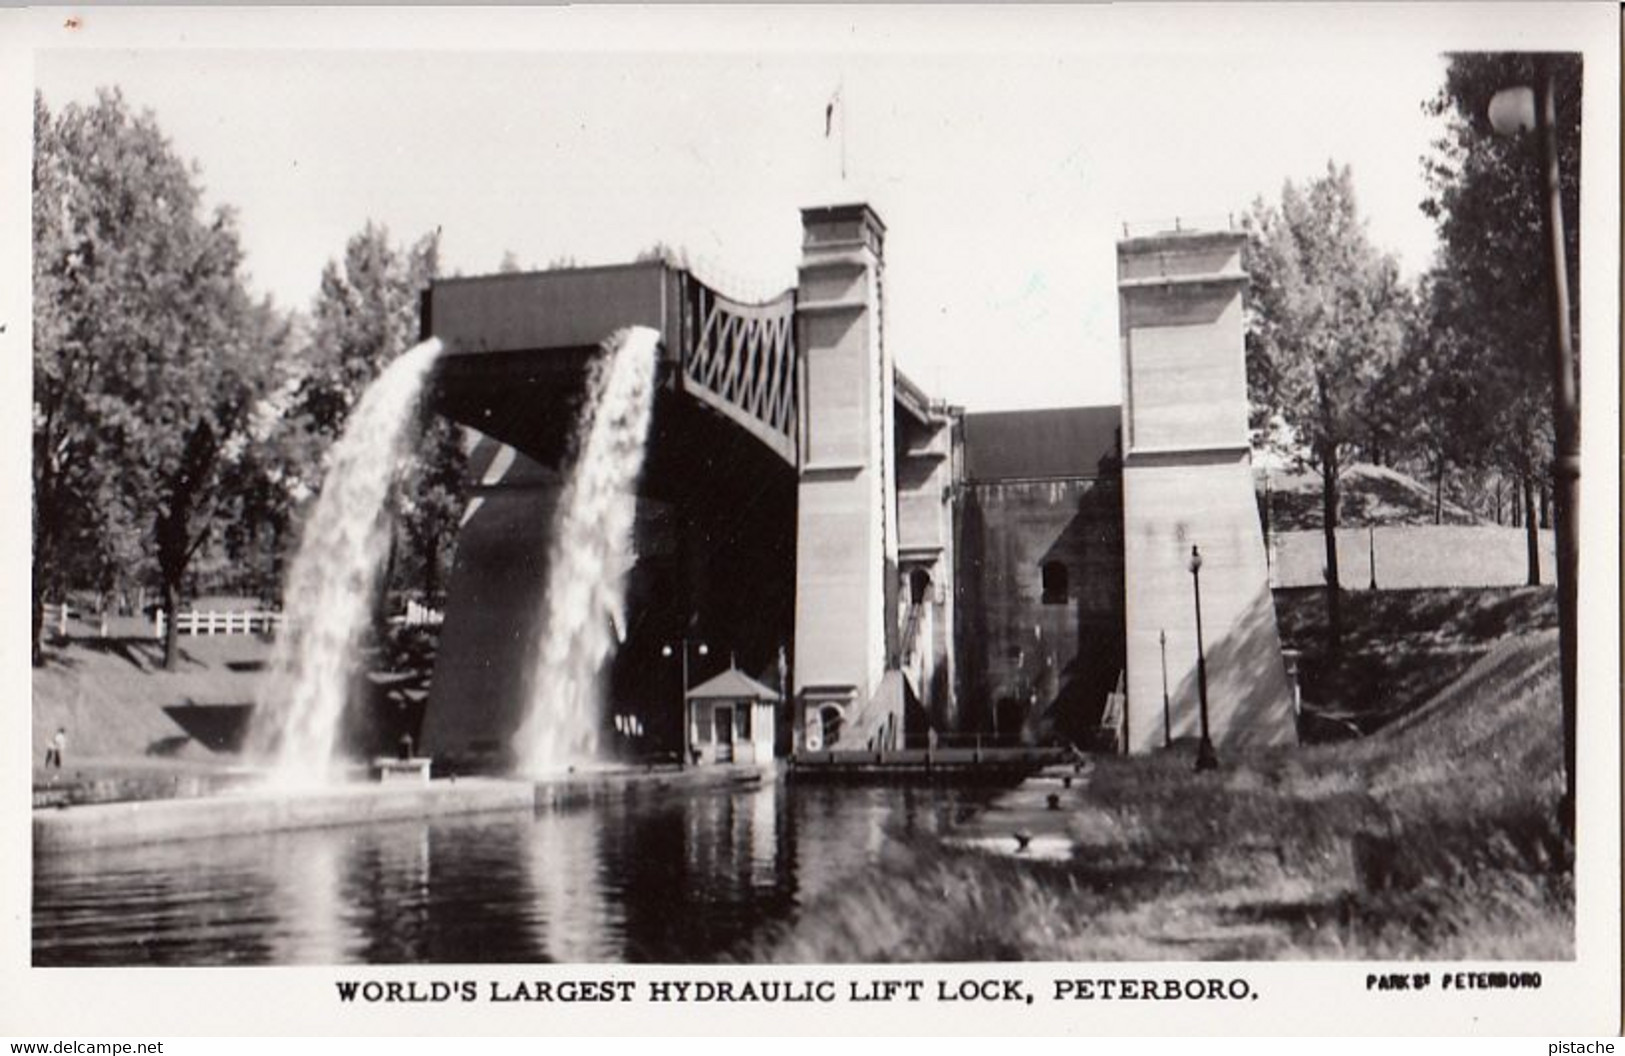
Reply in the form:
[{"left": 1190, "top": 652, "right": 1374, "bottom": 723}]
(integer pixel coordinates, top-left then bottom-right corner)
[
  {"left": 291, "top": 223, "right": 466, "bottom": 613},
  {"left": 1393, "top": 269, "right": 1489, "bottom": 525},
  {"left": 1244, "top": 163, "right": 1413, "bottom": 651},
  {"left": 1422, "top": 52, "right": 1581, "bottom": 588},
  {"left": 397, "top": 417, "right": 467, "bottom": 604},
  {"left": 635, "top": 242, "right": 688, "bottom": 269},
  {"left": 210, "top": 305, "right": 303, "bottom": 602},
  {"left": 295, "top": 222, "right": 439, "bottom": 442},
  {"left": 32, "top": 89, "right": 276, "bottom": 668}
]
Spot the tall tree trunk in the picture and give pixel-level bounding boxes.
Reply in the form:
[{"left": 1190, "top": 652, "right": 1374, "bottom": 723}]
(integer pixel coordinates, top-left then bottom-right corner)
[
  {"left": 423, "top": 530, "right": 441, "bottom": 602},
  {"left": 1523, "top": 472, "right": 1541, "bottom": 586},
  {"left": 1539, "top": 482, "right": 1551, "bottom": 529},
  {"left": 270, "top": 518, "right": 285, "bottom": 608},
  {"left": 31, "top": 542, "right": 49, "bottom": 668},
  {"left": 32, "top": 471, "right": 58, "bottom": 667},
  {"left": 156, "top": 420, "right": 218, "bottom": 671},
  {"left": 162, "top": 577, "right": 182, "bottom": 670},
  {"left": 1321, "top": 444, "right": 1342, "bottom": 655},
  {"left": 374, "top": 527, "right": 398, "bottom": 637},
  {"left": 1433, "top": 456, "right": 1445, "bottom": 525},
  {"left": 1494, "top": 477, "right": 1503, "bottom": 525}
]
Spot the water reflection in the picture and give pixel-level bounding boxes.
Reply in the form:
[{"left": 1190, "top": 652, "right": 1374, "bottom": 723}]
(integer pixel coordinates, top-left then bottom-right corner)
[
  {"left": 525, "top": 803, "right": 620, "bottom": 962},
  {"left": 268, "top": 831, "right": 352, "bottom": 964},
  {"left": 34, "top": 783, "right": 992, "bottom": 966}
]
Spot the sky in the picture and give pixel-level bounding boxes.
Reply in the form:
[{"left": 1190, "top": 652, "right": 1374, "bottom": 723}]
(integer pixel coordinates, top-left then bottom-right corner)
[{"left": 25, "top": 5, "right": 1604, "bottom": 411}]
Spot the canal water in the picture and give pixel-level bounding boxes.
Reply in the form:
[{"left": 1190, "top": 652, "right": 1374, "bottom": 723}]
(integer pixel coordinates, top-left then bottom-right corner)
[{"left": 33, "top": 782, "right": 994, "bottom": 966}]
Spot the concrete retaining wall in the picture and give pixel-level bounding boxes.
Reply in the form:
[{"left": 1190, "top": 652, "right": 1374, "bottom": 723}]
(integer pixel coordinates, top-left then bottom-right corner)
[
  {"left": 35, "top": 778, "right": 536, "bottom": 853},
  {"left": 1269, "top": 526, "right": 1556, "bottom": 590}
]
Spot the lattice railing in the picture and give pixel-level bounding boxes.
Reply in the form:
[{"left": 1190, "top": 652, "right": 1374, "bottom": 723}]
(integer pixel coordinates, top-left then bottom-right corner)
[{"left": 681, "top": 277, "right": 798, "bottom": 465}]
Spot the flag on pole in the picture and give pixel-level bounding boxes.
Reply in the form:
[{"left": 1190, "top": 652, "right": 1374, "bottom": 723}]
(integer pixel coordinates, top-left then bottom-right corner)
[{"left": 824, "top": 82, "right": 847, "bottom": 180}]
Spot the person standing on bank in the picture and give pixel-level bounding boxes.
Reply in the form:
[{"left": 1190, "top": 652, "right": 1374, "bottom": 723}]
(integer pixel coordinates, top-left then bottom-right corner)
[{"left": 45, "top": 727, "right": 66, "bottom": 769}]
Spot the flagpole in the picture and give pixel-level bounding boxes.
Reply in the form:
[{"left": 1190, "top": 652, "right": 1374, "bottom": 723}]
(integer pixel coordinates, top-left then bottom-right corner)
[
  {"left": 824, "top": 79, "right": 847, "bottom": 185},
  {"left": 839, "top": 78, "right": 847, "bottom": 182}
]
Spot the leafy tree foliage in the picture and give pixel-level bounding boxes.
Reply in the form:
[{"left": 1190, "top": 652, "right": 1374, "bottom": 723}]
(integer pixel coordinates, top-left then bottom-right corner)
[
  {"left": 397, "top": 417, "right": 468, "bottom": 604},
  {"left": 1420, "top": 52, "right": 1580, "bottom": 585},
  {"left": 635, "top": 242, "right": 689, "bottom": 269},
  {"left": 206, "top": 304, "right": 303, "bottom": 601},
  {"left": 1423, "top": 53, "right": 1580, "bottom": 364},
  {"left": 1245, "top": 163, "right": 1413, "bottom": 650},
  {"left": 32, "top": 89, "right": 279, "bottom": 668},
  {"left": 290, "top": 223, "right": 467, "bottom": 611},
  {"left": 294, "top": 222, "right": 439, "bottom": 443}
]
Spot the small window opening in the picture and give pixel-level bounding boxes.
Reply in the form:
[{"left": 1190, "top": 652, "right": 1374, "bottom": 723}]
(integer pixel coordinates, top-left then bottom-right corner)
[{"left": 1041, "top": 561, "right": 1068, "bottom": 605}]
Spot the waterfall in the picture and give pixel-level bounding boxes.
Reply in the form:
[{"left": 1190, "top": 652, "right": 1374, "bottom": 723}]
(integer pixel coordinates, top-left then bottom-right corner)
[
  {"left": 248, "top": 338, "right": 443, "bottom": 786},
  {"left": 514, "top": 326, "right": 660, "bottom": 773}
]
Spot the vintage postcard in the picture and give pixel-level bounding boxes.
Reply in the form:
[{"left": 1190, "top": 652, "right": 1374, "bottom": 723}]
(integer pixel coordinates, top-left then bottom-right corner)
[{"left": 1, "top": 3, "right": 1618, "bottom": 1038}]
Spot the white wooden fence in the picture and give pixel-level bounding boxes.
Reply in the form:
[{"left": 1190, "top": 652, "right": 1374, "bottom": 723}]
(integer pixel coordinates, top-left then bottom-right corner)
[
  {"left": 153, "top": 610, "right": 284, "bottom": 638},
  {"left": 400, "top": 599, "right": 444, "bottom": 627},
  {"left": 49, "top": 601, "right": 439, "bottom": 640},
  {"left": 42, "top": 602, "right": 72, "bottom": 636},
  {"left": 152, "top": 601, "right": 440, "bottom": 638}
]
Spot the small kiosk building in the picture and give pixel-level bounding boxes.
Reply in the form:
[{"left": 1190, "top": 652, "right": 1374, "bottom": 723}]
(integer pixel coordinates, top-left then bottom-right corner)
[{"left": 685, "top": 668, "right": 779, "bottom": 767}]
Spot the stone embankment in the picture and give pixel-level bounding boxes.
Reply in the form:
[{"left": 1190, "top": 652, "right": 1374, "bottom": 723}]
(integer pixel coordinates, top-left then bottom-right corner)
[{"left": 35, "top": 763, "right": 777, "bottom": 852}]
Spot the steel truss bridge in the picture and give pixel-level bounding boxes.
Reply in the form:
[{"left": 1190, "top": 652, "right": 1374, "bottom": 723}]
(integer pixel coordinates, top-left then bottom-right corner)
[{"left": 424, "top": 261, "right": 800, "bottom": 472}]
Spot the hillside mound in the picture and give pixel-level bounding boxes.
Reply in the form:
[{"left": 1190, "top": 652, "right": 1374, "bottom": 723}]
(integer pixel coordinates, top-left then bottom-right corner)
[
  {"left": 1363, "top": 628, "right": 1562, "bottom": 785},
  {"left": 1260, "top": 462, "right": 1478, "bottom": 531},
  {"left": 1276, "top": 585, "right": 1556, "bottom": 737},
  {"left": 32, "top": 636, "right": 272, "bottom": 762},
  {"left": 32, "top": 628, "right": 437, "bottom": 769}
]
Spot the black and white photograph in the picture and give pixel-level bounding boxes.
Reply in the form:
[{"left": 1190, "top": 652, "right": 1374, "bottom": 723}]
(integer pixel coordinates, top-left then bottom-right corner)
[{"left": 3, "top": 2, "right": 1619, "bottom": 1038}]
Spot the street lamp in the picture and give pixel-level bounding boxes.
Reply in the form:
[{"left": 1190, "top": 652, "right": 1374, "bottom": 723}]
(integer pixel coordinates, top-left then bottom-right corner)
[
  {"left": 1489, "top": 62, "right": 1579, "bottom": 838},
  {"left": 1262, "top": 467, "right": 1272, "bottom": 573},
  {"left": 1159, "top": 629, "right": 1172, "bottom": 749},
  {"left": 663, "top": 637, "right": 709, "bottom": 767},
  {"left": 1189, "top": 545, "right": 1218, "bottom": 772}
]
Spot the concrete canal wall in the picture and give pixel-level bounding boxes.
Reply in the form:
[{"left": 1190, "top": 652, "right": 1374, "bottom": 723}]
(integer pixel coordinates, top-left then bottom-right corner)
[
  {"left": 35, "top": 766, "right": 778, "bottom": 853},
  {"left": 34, "top": 778, "right": 536, "bottom": 853}
]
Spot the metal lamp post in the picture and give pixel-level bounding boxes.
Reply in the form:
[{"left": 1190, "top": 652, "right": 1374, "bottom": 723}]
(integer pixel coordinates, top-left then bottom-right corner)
[
  {"left": 1189, "top": 545, "right": 1218, "bottom": 771},
  {"left": 1159, "top": 629, "right": 1172, "bottom": 749},
  {"left": 663, "top": 637, "right": 709, "bottom": 767},
  {"left": 1262, "top": 468, "right": 1272, "bottom": 573},
  {"left": 1488, "top": 62, "right": 1579, "bottom": 837}
]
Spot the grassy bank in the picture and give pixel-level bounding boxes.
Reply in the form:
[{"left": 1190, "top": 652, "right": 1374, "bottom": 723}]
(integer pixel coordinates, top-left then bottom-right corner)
[
  {"left": 744, "top": 630, "right": 1569, "bottom": 962},
  {"left": 31, "top": 626, "right": 438, "bottom": 772},
  {"left": 1262, "top": 463, "right": 1478, "bottom": 530},
  {"left": 1275, "top": 585, "right": 1556, "bottom": 737},
  {"left": 32, "top": 635, "right": 272, "bottom": 763}
]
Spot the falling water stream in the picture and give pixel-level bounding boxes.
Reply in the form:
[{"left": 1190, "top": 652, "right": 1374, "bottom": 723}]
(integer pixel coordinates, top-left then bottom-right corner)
[
  {"left": 248, "top": 338, "right": 444, "bottom": 786},
  {"left": 514, "top": 326, "right": 660, "bottom": 773}
]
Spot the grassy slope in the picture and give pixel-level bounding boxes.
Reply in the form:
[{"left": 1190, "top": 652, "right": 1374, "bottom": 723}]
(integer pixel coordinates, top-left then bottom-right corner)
[
  {"left": 31, "top": 628, "right": 437, "bottom": 767},
  {"left": 745, "top": 630, "right": 1569, "bottom": 962},
  {"left": 1275, "top": 585, "right": 1557, "bottom": 737},
  {"left": 1262, "top": 462, "right": 1479, "bottom": 531},
  {"left": 31, "top": 636, "right": 272, "bottom": 762}
]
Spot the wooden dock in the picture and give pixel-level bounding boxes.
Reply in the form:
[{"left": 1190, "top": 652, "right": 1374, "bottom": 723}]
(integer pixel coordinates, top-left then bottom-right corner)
[{"left": 787, "top": 746, "right": 1074, "bottom": 783}]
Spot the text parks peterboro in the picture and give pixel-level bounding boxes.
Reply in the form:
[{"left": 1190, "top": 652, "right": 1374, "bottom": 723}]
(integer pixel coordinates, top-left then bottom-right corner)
[{"left": 333, "top": 976, "right": 1262, "bottom": 1006}]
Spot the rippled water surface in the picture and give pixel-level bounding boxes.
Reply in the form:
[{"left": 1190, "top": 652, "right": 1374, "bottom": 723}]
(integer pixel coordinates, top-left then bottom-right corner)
[{"left": 34, "top": 783, "right": 992, "bottom": 965}]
